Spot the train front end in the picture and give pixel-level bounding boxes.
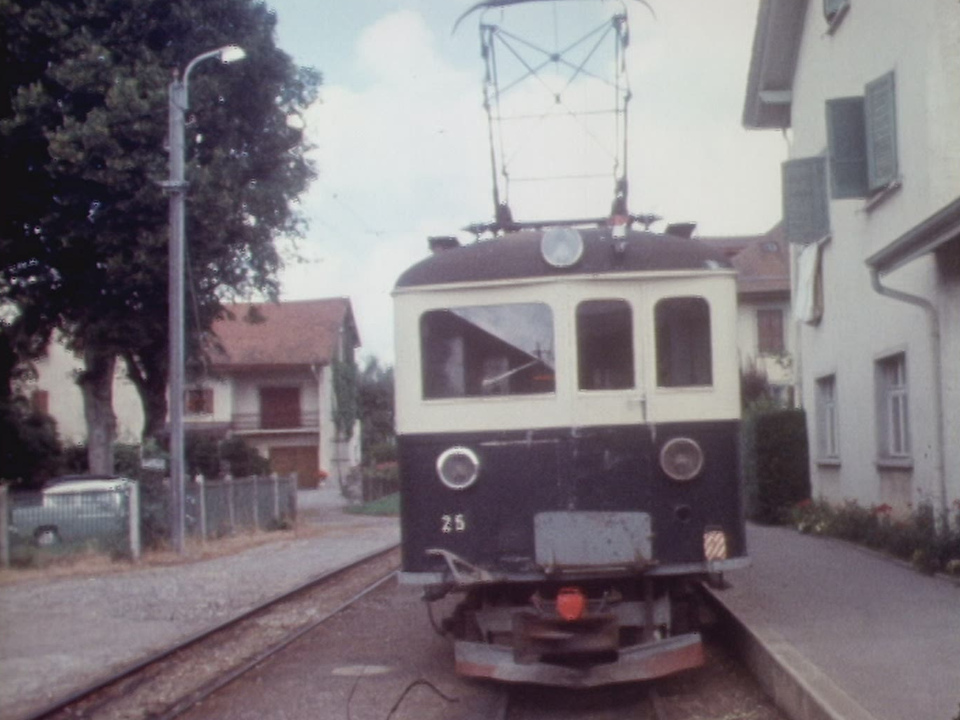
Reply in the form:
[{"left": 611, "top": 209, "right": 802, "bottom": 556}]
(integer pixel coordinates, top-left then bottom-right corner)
[{"left": 393, "top": 228, "right": 747, "bottom": 687}]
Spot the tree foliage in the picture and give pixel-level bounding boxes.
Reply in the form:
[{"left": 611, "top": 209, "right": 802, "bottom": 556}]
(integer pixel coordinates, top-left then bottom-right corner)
[
  {"left": 0, "top": 395, "right": 63, "bottom": 488},
  {"left": 332, "top": 356, "right": 358, "bottom": 441},
  {"left": 0, "top": 0, "right": 321, "bottom": 465},
  {"left": 357, "top": 356, "right": 395, "bottom": 462}
]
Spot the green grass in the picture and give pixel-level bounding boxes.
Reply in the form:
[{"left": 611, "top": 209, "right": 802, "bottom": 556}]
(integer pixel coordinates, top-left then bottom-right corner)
[{"left": 345, "top": 492, "right": 400, "bottom": 517}]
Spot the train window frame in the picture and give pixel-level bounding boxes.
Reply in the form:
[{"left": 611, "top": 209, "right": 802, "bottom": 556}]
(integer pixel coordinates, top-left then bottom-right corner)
[
  {"left": 419, "top": 302, "right": 556, "bottom": 400},
  {"left": 654, "top": 296, "right": 714, "bottom": 389},
  {"left": 575, "top": 298, "right": 636, "bottom": 391}
]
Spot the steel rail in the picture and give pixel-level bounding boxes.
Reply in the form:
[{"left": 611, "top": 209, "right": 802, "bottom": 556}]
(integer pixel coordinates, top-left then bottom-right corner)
[
  {"left": 154, "top": 569, "right": 399, "bottom": 720},
  {"left": 20, "top": 543, "right": 400, "bottom": 720}
]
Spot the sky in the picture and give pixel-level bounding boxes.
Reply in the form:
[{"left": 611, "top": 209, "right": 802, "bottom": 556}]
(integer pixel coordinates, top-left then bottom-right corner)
[{"left": 264, "top": 0, "right": 788, "bottom": 363}]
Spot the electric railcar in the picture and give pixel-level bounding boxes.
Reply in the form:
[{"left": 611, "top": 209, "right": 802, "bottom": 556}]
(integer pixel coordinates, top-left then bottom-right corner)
[{"left": 393, "top": 224, "right": 748, "bottom": 687}]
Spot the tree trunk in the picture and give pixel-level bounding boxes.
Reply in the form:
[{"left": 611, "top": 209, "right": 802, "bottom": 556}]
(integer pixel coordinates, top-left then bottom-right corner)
[
  {"left": 123, "top": 348, "right": 168, "bottom": 445},
  {"left": 79, "top": 347, "right": 117, "bottom": 474}
]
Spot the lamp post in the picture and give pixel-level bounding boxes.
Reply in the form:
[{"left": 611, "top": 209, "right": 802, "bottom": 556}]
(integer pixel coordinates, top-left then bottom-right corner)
[{"left": 165, "top": 45, "right": 246, "bottom": 554}]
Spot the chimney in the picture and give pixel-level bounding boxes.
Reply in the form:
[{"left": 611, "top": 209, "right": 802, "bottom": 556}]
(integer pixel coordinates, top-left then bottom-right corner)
[
  {"left": 428, "top": 236, "right": 461, "bottom": 254},
  {"left": 664, "top": 222, "right": 697, "bottom": 239}
]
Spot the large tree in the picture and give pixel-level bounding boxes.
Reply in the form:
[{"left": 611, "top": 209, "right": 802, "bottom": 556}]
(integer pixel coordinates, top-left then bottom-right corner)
[{"left": 1, "top": 0, "right": 320, "bottom": 470}]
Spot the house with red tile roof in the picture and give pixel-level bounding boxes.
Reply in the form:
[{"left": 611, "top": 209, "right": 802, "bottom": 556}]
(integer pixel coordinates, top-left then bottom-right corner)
[
  {"left": 186, "top": 297, "right": 362, "bottom": 486},
  {"left": 701, "top": 224, "right": 795, "bottom": 405},
  {"left": 26, "top": 297, "right": 362, "bottom": 486}
]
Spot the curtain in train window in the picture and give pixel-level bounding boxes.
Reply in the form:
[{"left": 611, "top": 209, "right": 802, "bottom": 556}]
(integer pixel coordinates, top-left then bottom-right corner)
[
  {"left": 576, "top": 299, "right": 635, "bottom": 390},
  {"left": 655, "top": 297, "right": 712, "bottom": 387},
  {"left": 420, "top": 303, "right": 555, "bottom": 399}
]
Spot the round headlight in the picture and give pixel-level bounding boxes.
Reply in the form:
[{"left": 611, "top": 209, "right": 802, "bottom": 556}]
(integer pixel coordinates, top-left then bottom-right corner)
[
  {"left": 436, "top": 447, "right": 480, "bottom": 490},
  {"left": 540, "top": 227, "right": 584, "bottom": 268},
  {"left": 659, "top": 437, "right": 704, "bottom": 482}
]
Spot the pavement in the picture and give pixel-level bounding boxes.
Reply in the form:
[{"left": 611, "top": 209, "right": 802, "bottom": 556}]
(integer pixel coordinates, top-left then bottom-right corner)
[
  {"left": 0, "top": 483, "right": 400, "bottom": 720},
  {"left": 706, "top": 523, "right": 960, "bottom": 720}
]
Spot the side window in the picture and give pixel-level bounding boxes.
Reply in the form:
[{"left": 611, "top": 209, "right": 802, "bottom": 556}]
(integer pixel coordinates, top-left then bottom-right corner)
[
  {"left": 875, "top": 353, "right": 909, "bottom": 460},
  {"left": 655, "top": 297, "right": 712, "bottom": 388},
  {"left": 576, "top": 299, "right": 634, "bottom": 390},
  {"left": 823, "top": 0, "right": 850, "bottom": 27},
  {"left": 816, "top": 374, "right": 839, "bottom": 460},
  {"left": 757, "top": 308, "right": 785, "bottom": 355},
  {"left": 421, "top": 303, "right": 555, "bottom": 399}
]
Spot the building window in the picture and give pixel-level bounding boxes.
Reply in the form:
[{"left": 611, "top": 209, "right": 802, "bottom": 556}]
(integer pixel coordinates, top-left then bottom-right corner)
[
  {"left": 185, "top": 387, "right": 214, "bottom": 415},
  {"left": 823, "top": 0, "right": 850, "bottom": 31},
  {"left": 655, "top": 297, "right": 712, "bottom": 387},
  {"left": 825, "top": 71, "right": 899, "bottom": 199},
  {"left": 816, "top": 375, "right": 839, "bottom": 460},
  {"left": 576, "top": 299, "right": 634, "bottom": 390},
  {"left": 875, "top": 353, "right": 909, "bottom": 460},
  {"left": 757, "top": 308, "right": 785, "bottom": 355},
  {"left": 30, "top": 389, "right": 49, "bottom": 415}
]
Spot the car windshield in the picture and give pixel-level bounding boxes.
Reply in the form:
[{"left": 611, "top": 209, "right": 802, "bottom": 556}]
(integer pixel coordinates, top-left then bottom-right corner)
[{"left": 420, "top": 303, "right": 555, "bottom": 399}]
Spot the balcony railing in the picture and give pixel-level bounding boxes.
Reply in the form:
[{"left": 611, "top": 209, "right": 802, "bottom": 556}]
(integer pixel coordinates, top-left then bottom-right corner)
[{"left": 231, "top": 411, "right": 320, "bottom": 432}]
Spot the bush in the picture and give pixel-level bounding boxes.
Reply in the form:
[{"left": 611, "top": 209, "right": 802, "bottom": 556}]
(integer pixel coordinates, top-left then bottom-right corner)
[
  {"left": 361, "top": 462, "right": 399, "bottom": 503},
  {"left": 219, "top": 436, "right": 269, "bottom": 477},
  {"left": 743, "top": 408, "right": 810, "bottom": 524}
]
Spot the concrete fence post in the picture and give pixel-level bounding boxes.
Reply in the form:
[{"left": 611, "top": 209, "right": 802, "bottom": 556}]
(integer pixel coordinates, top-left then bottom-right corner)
[
  {"left": 197, "top": 475, "right": 207, "bottom": 542},
  {"left": 227, "top": 476, "right": 236, "bottom": 534},
  {"left": 128, "top": 482, "right": 141, "bottom": 560},
  {"left": 252, "top": 475, "right": 260, "bottom": 530},
  {"left": 272, "top": 475, "right": 280, "bottom": 525}
]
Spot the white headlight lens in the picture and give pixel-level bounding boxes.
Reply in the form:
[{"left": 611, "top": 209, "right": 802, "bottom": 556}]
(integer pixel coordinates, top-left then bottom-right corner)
[
  {"left": 659, "top": 437, "right": 704, "bottom": 482},
  {"left": 540, "top": 227, "right": 584, "bottom": 268},
  {"left": 436, "top": 447, "right": 480, "bottom": 490}
]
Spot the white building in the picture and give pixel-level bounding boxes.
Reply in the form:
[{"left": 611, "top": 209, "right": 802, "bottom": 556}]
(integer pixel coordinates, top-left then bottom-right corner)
[
  {"left": 26, "top": 298, "right": 362, "bottom": 486},
  {"left": 743, "top": 0, "right": 960, "bottom": 515},
  {"left": 702, "top": 224, "right": 795, "bottom": 406}
]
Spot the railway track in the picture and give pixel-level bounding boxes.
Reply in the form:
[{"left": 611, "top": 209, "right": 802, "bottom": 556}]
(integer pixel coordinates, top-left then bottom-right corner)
[{"left": 23, "top": 545, "right": 401, "bottom": 720}]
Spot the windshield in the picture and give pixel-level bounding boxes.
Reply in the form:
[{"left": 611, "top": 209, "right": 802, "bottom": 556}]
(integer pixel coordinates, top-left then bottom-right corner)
[{"left": 421, "top": 303, "right": 555, "bottom": 399}]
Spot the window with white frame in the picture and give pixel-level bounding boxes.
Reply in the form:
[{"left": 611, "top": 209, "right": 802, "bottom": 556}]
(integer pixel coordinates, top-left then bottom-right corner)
[
  {"left": 875, "top": 353, "right": 909, "bottom": 460},
  {"left": 816, "top": 375, "right": 839, "bottom": 460}
]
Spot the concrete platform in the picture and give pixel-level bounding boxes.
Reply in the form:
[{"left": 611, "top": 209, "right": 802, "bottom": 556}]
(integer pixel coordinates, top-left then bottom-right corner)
[{"left": 706, "top": 524, "right": 960, "bottom": 720}]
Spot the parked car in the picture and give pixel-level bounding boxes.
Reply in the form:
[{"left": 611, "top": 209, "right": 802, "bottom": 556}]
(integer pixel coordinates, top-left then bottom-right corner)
[{"left": 11, "top": 476, "right": 135, "bottom": 547}]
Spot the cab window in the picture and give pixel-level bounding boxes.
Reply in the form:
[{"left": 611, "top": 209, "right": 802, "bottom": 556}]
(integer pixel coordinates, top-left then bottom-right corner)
[
  {"left": 576, "top": 299, "right": 634, "bottom": 390},
  {"left": 421, "top": 303, "right": 555, "bottom": 399},
  {"left": 655, "top": 297, "right": 712, "bottom": 387}
]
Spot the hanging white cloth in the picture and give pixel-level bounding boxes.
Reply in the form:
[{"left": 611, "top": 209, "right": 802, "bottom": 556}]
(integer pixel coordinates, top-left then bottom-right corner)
[{"left": 794, "top": 241, "right": 823, "bottom": 324}]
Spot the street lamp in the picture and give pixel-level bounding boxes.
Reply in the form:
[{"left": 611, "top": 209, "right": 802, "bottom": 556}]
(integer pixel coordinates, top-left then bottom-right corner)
[{"left": 164, "top": 45, "right": 246, "bottom": 554}]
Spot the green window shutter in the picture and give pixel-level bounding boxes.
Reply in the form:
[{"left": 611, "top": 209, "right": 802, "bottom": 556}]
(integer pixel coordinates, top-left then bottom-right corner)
[
  {"left": 782, "top": 156, "right": 830, "bottom": 245},
  {"left": 865, "top": 71, "right": 898, "bottom": 191},
  {"left": 826, "top": 97, "right": 868, "bottom": 199}
]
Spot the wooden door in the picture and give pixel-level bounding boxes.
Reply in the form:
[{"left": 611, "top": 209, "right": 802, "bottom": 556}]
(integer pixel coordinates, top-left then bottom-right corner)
[{"left": 268, "top": 446, "right": 320, "bottom": 489}]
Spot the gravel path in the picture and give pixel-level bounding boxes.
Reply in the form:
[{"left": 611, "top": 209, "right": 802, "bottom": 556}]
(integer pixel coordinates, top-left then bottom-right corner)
[{"left": 0, "top": 486, "right": 399, "bottom": 720}]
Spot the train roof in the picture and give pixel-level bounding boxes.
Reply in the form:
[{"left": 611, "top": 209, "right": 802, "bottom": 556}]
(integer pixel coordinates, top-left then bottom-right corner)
[{"left": 395, "top": 228, "right": 734, "bottom": 289}]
